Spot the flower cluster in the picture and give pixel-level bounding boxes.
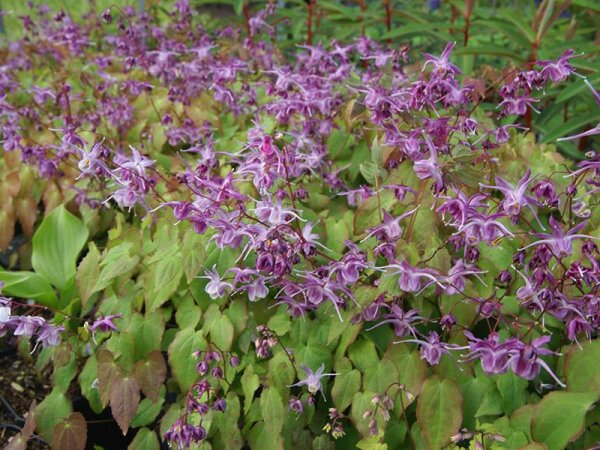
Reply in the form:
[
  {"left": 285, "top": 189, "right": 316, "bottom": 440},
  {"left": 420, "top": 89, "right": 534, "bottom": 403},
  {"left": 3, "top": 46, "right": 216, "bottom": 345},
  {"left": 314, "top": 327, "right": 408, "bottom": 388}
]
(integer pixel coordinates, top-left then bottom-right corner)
[
  {"left": 0, "top": 1, "right": 599, "bottom": 446},
  {"left": 0, "top": 289, "right": 63, "bottom": 350},
  {"left": 165, "top": 346, "right": 234, "bottom": 448}
]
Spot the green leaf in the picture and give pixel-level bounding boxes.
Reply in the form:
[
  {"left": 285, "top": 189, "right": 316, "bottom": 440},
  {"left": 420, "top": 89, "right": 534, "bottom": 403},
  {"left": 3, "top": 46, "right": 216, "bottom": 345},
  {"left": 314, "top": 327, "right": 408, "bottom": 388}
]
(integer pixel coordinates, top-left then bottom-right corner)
[
  {"left": 353, "top": 190, "right": 395, "bottom": 236},
  {"left": 128, "top": 313, "right": 165, "bottom": 360},
  {"left": 475, "top": 385, "right": 503, "bottom": 417},
  {"left": 127, "top": 428, "right": 160, "bottom": 450},
  {"left": 459, "top": 376, "right": 493, "bottom": 429},
  {"left": 168, "top": 328, "right": 207, "bottom": 391},
  {"left": 131, "top": 389, "right": 165, "bottom": 428},
  {"left": 571, "top": 0, "right": 600, "bottom": 11},
  {"left": 106, "top": 332, "right": 136, "bottom": 371},
  {"left": 356, "top": 436, "right": 388, "bottom": 450},
  {"left": 0, "top": 271, "right": 58, "bottom": 306},
  {"left": 364, "top": 359, "right": 399, "bottom": 393},
  {"left": 76, "top": 243, "right": 100, "bottom": 309},
  {"left": 564, "top": 340, "right": 600, "bottom": 393},
  {"left": 454, "top": 45, "right": 525, "bottom": 62},
  {"left": 350, "top": 391, "right": 379, "bottom": 437},
  {"left": 213, "top": 392, "right": 243, "bottom": 449},
  {"left": 348, "top": 338, "right": 379, "bottom": 374},
  {"left": 35, "top": 388, "right": 73, "bottom": 442},
  {"left": 496, "top": 372, "right": 528, "bottom": 415},
  {"left": 145, "top": 253, "right": 183, "bottom": 312},
  {"left": 531, "top": 391, "right": 598, "bottom": 450},
  {"left": 332, "top": 368, "right": 361, "bottom": 412},
  {"left": 260, "top": 388, "right": 285, "bottom": 438},
  {"left": 175, "top": 296, "right": 202, "bottom": 329},
  {"left": 241, "top": 365, "right": 260, "bottom": 416},
  {"left": 384, "top": 344, "right": 429, "bottom": 399},
  {"left": 79, "top": 356, "right": 103, "bottom": 414},
  {"left": 267, "top": 313, "right": 292, "bottom": 336},
  {"left": 32, "top": 205, "right": 89, "bottom": 290},
  {"left": 510, "top": 404, "right": 536, "bottom": 441},
  {"left": 541, "top": 112, "right": 600, "bottom": 143},
  {"left": 182, "top": 230, "right": 207, "bottom": 284},
  {"left": 417, "top": 376, "right": 463, "bottom": 450},
  {"left": 93, "top": 243, "right": 139, "bottom": 293},
  {"left": 210, "top": 314, "right": 235, "bottom": 351}
]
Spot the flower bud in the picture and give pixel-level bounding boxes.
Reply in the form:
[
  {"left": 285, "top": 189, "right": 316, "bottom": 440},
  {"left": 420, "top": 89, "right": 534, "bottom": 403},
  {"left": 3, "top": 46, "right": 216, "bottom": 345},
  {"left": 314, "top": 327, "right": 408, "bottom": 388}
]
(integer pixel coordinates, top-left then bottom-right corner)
[{"left": 213, "top": 398, "right": 227, "bottom": 412}]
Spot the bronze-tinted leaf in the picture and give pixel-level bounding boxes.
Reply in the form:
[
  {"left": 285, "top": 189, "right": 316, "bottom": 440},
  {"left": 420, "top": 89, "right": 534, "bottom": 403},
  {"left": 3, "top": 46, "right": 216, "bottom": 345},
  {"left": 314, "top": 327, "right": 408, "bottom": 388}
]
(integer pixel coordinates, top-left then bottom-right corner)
[
  {"left": 15, "top": 196, "right": 38, "bottom": 237},
  {"left": 4, "top": 434, "right": 27, "bottom": 450},
  {"left": 133, "top": 350, "right": 167, "bottom": 403},
  {"left": 97, "top": 350, "right": 121, "bottom": 407},
  {"left": 110, "top": 376, "right": 141, "bottom": 435},
  {"left": 0, "top": 209, "right": 15, "bottom": 252},
  {"left": 50, "top": 412, "right": 87, "bottom": 450},
  {"left": 21, "top": 400, "right": 37, "bottom": 439}
]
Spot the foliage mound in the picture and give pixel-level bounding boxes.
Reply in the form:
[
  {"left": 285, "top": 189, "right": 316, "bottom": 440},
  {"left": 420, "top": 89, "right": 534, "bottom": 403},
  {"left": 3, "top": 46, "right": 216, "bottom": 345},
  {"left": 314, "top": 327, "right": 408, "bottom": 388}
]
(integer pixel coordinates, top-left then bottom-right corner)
[{"left": 0, "top": 2, "right": 600, "bottom": 449}]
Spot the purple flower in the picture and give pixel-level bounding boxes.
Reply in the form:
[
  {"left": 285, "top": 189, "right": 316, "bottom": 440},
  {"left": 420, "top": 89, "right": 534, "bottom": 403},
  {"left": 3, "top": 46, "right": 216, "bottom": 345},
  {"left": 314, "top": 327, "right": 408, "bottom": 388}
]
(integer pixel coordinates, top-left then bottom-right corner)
[
  {"left": 200, "top": 266, "right": 233, "bottom": 300},
  {"left": 362, "top": 208, "right": 418, "bottom": 242},
  {"left": 213, "top": 398, "right": 227, "bottom": 412},
  {"left": 89, "top": 314, "right": 122, "bottom": 333},
  {"left": 289, "top": 364, "right": 337, "bottom": 400},
  {"left": 508, "top": 336, "right": 565, "bottom": 387},
  {"left": 480, "top": 169, "right": 540, "bottom": 220},
  {"left": 383, "top": 260, "right": 443, "bottom": 293},
  {"left": 13, "top": 316, "right": 45, "bottom": 337},
  {"left": 441, "top": 259, "right": 486, "bottom": 295},
  {"left": 537, "top": 50, "right": 577, "bottom": 83},
  {"left": 399, "top": 331, "right": 456, "bottom": 365},
  {"left": 498, "top": 96, "right": 539, "bottom": 116},
  {"left": 288, "top": 398, "right": 304, "bottom": 413},
  {"left": 414, "top": 144, "right": 444, "bottom": 194},
  {"left": 461, "top": 332, "right": 512, "bottom": 375},
  {"left": 520, "top": 217, "right": 599, "bottom": 258},
  {"left": 422, "top": 42, "right": 461, "bottom": 76},
  {"left": 35, "top": 323, "right": 64, "bottom": 348},
  {"left": 368, "top": 303, "right": 422, "bottom": 338},
  {"left": 164, "top": 419, "right": 207, "bottom": 449}
]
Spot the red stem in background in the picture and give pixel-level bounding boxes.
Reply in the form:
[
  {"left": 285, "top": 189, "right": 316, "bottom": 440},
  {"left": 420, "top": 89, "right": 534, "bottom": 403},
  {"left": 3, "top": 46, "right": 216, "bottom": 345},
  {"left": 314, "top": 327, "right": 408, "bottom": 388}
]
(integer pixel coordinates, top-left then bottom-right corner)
[
  {"left": 307, "top": 0, "right": 315, "bottom": 45},
  {"left": 383, "top": 0, "right": 392, "bottom": 34},
  {"left": 243, "top": 2, "right": 251, "bottom": 39},
  {"left": 524, "top": 40, "right": 540, "bottom": 130},
  {"left": 450, "top": 5, "right": 458, "bottom": 35},
  {"left": 463, "top": 0, "right": 473, "bottom": 46}
]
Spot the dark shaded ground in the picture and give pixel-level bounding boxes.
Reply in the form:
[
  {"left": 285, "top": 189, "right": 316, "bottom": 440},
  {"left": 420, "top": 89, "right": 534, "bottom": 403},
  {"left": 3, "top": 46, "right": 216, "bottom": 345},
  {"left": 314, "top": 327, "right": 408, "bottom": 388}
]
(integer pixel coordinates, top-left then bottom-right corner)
[{"left": 0, "top": 347, "right": 51, "bottom": 449}]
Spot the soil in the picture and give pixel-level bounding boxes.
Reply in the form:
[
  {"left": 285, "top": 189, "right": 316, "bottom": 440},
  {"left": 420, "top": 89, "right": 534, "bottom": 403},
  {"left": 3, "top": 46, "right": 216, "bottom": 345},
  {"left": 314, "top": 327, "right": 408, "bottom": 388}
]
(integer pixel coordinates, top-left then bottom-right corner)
[{"left": 0, "top": 346, "right": 52, "bottom": 449}]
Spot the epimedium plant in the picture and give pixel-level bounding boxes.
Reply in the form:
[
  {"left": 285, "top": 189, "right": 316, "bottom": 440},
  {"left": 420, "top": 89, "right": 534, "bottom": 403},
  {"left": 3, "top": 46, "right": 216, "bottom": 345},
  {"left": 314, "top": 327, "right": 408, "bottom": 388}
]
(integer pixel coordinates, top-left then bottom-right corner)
[{"left": 0, "top": 1, "right": 600, "bottom": 450}]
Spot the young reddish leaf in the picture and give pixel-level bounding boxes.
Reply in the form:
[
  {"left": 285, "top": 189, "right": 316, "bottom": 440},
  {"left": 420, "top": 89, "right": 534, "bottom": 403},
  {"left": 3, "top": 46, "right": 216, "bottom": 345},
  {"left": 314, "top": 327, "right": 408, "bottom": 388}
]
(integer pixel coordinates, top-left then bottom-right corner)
[
  {"left": 15, "top": 196, "right": 37, "bottom": 237},
  {"left": 110, "top": 376, "right": 141, "bottom": 435},
  {"left": 4, "top": 435, "right": 27, "bottom": 450},
  {"left": 51, "top": 412, "right": 87, "bottom": 450},
  {"left": 417, "top": 376, "right": 463, "bottom": 450},
  {"left": 0, "top": 209, "right": 15, "bottom": 252},
  {"left": 97, "top": 350, "right": 121, "bottom": 407},
  {"left": 35, "top": 388, "right": 72, "bottom": 442},
  {"left": 133, "top": 350, "right": 167, "bottom": 403},
  {"left": 21, "top": 400, "right": 37, "bottom": 439}
]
